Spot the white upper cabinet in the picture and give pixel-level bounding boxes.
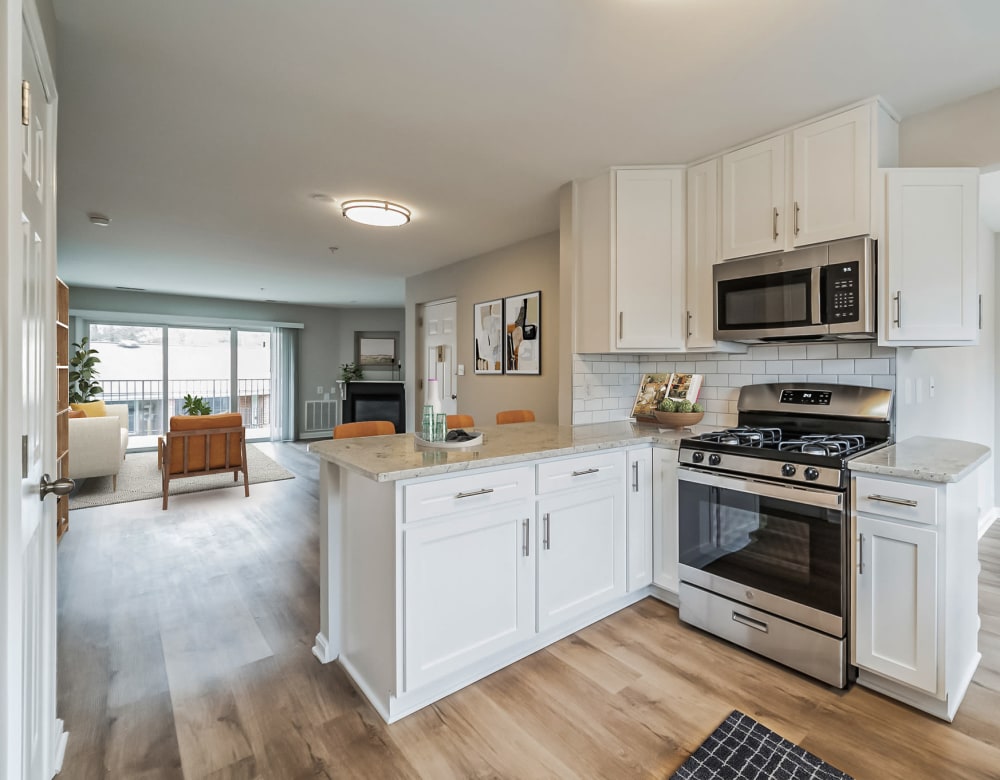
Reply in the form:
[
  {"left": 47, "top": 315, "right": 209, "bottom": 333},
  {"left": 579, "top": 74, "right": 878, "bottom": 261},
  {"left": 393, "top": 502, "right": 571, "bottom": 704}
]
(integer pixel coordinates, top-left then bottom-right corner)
[
  {"left": 792, "top": 105, "right": 872, "bottom": 246},
  {"left": 615, "top": 167, "right": 686, "bottom": 350},
  {"left": 721, "top": 135, "right": 786, "bottom": 259},
  {"left": 882, "top": 168, "right": 979, "bottom": 346}
]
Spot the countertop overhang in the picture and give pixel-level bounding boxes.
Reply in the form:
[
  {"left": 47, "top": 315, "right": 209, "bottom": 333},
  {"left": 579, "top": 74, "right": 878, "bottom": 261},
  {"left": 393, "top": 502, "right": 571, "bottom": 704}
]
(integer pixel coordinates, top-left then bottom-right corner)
[
  {"left": 308, "top": 421, "right": 716, "bottom": 482},
  {"left": 849, "top": 435, "right": 991, "bottom": 483}
]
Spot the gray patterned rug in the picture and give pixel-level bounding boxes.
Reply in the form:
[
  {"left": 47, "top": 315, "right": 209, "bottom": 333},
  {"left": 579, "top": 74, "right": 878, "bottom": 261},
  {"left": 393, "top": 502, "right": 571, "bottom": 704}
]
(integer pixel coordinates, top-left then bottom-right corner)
[
  {"left": 69, "top": 444, "right": 294, "bottom": 510},
  {"left": 670, "top": 711, "right": 852, "bottom": 780}
]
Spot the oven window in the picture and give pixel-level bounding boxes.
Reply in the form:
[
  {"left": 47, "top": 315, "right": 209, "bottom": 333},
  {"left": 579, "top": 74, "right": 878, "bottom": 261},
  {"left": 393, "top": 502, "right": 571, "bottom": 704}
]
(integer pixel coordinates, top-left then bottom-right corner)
[
  {"left": 678, "top": 480, "right": 843, "bottom": 617},
  {"left": 717, "top": 268, "right": 812, "bottom": 330}
]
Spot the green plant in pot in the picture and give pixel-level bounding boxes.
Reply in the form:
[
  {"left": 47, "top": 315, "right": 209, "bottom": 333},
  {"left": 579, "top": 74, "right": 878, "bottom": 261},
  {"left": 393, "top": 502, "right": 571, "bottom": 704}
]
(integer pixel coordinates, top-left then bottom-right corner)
[
  {"left": 340, "top": 362, "right": 364, "bottom": 383},
  {"left": 181, "top": 394, "right": 212, "bottom": 415},
  {"left": 69, "top": 336, "right": 103, "bottom": 404}
]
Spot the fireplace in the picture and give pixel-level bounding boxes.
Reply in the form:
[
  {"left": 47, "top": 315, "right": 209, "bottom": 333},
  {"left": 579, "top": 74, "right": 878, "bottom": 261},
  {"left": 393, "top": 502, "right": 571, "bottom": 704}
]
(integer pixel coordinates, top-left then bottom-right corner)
[{"left": 343, "top": 382, "right": 405, "bottom": 433}]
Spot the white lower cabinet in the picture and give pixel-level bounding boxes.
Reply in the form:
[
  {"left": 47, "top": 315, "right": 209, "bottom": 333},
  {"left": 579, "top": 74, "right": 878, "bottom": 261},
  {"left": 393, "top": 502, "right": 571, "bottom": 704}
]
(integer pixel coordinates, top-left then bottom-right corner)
[
  {"left": 403, "top": 502, "right": 535, "bottom": 691},
  {"left": 851, "top": 471, "right": 981, "bottom": 721},
  {"left": 537, "top": 479, "right": 627, "bottom": 631},
  {"left": 626, "top": 447, "right": 654, "bottom": 592},
  {"left": 652, "top": 447, "right": 680, "bottom": 594}
]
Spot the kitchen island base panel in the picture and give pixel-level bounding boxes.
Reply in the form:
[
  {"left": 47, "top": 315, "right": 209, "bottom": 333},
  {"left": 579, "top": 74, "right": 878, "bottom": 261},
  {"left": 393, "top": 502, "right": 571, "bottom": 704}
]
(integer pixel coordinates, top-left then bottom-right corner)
[
  {"left": 857, "top": 651, "right": 981, "bottom": 723},
  {"left": 343, "top": 589, "right": 651, "bottom": 725}
]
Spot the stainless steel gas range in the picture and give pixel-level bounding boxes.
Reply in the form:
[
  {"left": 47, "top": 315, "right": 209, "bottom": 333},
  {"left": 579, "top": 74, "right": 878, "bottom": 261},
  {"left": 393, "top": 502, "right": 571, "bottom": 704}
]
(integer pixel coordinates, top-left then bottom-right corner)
[{"left": 676, "top": 382, "right": 893, "bottom": 687}]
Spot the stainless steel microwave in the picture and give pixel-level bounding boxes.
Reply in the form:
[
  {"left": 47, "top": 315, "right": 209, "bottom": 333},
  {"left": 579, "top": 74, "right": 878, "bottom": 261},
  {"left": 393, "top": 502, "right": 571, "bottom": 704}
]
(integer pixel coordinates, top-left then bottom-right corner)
[{"left": 713, "top": 236, "right": 875, "bottom": 342}]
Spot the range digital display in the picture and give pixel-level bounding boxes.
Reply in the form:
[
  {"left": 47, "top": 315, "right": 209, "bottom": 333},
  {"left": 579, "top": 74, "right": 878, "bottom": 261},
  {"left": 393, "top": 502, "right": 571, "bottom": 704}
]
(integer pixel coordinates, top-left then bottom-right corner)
[{"left": 780, "top": 389, "right": 832, "bottom": 406}]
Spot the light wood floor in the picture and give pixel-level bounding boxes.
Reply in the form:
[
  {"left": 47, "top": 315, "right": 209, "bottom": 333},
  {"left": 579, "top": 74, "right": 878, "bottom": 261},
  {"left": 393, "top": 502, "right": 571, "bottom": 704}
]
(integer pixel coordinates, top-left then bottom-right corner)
[{"left": 57, "top": 442, "right": 1000, "bottom": 779}]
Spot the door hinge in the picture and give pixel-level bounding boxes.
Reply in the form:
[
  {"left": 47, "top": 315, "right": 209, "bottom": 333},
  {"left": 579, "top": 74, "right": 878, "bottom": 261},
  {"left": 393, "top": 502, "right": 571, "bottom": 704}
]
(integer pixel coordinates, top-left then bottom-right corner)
[
  {"left": 21, "top": 80, "right": 30, "bottom": 126},
  {"left": 418, "top": 378, "right": 423, "bottom": 390},
  {"left": 417, "top": 317, "right": 423, "bottom": 328},
  {"left": 22, "top": 435, "right": 29, "bottom": 478}
]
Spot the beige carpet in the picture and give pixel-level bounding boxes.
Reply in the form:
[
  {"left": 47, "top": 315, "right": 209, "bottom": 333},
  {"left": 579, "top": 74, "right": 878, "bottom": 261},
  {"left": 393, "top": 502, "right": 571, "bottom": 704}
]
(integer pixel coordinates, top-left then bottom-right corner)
[{"left": 69, "top": 444, "right": 294, "bottom": 510}]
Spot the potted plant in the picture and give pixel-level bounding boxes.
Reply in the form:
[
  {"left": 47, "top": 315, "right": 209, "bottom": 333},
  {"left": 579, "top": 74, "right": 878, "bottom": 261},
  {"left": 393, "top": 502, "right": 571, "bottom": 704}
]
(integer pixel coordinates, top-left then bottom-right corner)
[
  {"left": 69, "top": 336, "right": 103, "bottom": 404},
  {"left": 340, "top": 362, "right": 364, "bottom": 383},
  {"left": 181, "top": 394, "right": 212, "bottom": 415}
]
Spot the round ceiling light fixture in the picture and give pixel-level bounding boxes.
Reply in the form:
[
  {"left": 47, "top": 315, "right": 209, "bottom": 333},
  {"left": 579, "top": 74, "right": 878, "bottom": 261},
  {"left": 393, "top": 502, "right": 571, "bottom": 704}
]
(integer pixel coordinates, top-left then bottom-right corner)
[
  {"left": 88, "top": 212, "right": 111, "bottom": 227},
  {"left": 341, "top": 199, "right": 411, "bottom": 227}
]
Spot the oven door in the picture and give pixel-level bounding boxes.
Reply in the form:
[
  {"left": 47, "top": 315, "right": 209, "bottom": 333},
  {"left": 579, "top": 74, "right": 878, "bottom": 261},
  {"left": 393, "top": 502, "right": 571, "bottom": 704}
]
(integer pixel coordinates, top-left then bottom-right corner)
[
  {"left": 677, "top": 466, "right": 846, "bottom": 637},
  {"left": 714, "top": 263, "right": 827, "bottom": 340}
]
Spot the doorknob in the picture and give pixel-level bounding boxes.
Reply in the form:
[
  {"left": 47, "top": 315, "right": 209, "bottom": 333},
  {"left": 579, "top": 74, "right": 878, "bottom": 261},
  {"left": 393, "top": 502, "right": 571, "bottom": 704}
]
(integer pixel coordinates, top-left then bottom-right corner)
[
  {"left": 39, "top": 473, "right": 74, "bottom": 501},
  {"left": 451, "top": 394, "right": 457, "bottom": 400}
]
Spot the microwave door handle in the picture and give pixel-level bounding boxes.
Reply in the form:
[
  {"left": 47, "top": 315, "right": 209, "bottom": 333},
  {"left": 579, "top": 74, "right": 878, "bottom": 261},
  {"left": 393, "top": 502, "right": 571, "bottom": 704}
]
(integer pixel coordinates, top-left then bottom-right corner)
[{"left": 811, "top": 266, "right": 823, "bottom": 325}]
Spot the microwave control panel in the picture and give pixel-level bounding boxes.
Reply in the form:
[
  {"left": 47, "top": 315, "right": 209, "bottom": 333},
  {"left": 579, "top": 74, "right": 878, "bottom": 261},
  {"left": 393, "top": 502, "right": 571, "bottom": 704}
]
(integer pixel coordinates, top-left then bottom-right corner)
[{"left": 826, "top": 261, "right": 860, "bottom": 322}]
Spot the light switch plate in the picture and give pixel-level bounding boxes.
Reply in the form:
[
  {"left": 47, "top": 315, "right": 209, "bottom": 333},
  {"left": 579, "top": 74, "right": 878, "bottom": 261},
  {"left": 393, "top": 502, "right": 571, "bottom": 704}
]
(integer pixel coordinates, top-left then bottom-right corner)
[{"left": 457, "top": 364, "right": 465, "bottom": 376}]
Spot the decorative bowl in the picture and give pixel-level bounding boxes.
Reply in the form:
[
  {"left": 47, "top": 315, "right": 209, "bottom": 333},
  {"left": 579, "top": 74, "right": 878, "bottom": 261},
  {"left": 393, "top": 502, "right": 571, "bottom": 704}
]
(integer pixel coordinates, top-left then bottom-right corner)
[{"left": 653, "top": 411, "right": 704, "bottom": 428}]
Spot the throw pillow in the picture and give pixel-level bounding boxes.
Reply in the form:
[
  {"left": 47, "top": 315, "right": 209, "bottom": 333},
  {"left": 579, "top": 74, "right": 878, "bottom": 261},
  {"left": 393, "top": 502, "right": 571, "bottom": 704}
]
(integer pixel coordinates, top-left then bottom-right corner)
[
  {"left": 67, "top": 409, "right": 87, "bottom": 419},
  {"left": 71, "top": 400, "right": 107, "bottom": 417}
]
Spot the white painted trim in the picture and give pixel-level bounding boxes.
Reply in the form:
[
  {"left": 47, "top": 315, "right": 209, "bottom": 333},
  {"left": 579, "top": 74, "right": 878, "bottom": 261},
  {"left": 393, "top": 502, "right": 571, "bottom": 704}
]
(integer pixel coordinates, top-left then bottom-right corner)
[
  {"left": 70, "top": 308, "right": 304, "bottom": 329},
  {"left": 52, "top": 720, "right": 68, "bottom": 774},
  {"left": 979, "top": 507, "right": 998, "bottom": 539},
  {"left": 311, "top": 632, "right": 337, "bottom": 664}
]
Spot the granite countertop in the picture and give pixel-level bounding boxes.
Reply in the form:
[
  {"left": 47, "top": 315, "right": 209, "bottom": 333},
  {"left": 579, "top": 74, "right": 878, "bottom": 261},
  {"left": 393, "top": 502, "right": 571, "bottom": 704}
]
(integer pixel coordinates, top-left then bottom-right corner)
[
  {"left": 309, "top": 420, "right": 717, "bottom": 482},
  {"left": 849, "top": 436, "right": 991, "bottom": 483}
]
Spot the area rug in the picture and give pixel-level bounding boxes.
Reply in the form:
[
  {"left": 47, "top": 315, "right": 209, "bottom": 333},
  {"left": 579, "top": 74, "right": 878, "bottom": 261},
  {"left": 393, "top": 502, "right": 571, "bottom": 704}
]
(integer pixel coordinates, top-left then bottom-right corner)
[
  {"left": 670, "top": 711, "right": 852, "bottom": 780},
  {"left": 69, "top": 444, "right": 294, "bottom": 510}
]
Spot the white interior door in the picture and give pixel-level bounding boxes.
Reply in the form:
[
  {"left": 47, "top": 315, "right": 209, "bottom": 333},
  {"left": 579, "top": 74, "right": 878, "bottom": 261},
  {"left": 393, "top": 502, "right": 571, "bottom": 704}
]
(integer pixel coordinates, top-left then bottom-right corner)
[
  {"left": 422, "top": 300, "right": 457, "bottom": 415},
  {"left": 14, "top": 14, "right": 63, "bottom": 779}
]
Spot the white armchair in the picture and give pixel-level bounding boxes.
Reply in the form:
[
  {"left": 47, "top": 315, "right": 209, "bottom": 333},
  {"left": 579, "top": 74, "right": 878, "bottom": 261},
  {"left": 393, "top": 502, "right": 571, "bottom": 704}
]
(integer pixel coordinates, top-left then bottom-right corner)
[{"left": 68, "top": 404, "right": 129, "bottom": 491}]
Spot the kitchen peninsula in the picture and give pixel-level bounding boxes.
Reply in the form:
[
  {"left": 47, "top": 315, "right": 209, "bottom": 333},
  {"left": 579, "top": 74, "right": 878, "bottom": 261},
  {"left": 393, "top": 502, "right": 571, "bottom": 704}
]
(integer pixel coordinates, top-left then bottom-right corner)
[{"left": 308, "top": 421, "right": 700, "bottom": 723}]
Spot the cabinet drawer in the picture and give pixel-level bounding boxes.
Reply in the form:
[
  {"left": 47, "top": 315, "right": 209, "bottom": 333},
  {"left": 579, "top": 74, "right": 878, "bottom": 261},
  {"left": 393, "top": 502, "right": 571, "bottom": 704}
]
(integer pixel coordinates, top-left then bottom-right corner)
[
  {"left": 404, "top": 466, "right": 533, "bottom": 523},
  {"left": 854, "top": 475, "right": 938, "bottom": 525},
  {"left": 536, "top": 451, "right": 624, "bottom": 495}
]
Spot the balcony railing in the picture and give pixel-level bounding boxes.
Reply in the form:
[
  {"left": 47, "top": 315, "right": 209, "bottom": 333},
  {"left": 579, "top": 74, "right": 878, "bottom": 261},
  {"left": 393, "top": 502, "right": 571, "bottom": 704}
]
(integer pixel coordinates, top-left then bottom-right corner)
[{"left": 100, "top": 378, "right": 271, "bottom": 438}]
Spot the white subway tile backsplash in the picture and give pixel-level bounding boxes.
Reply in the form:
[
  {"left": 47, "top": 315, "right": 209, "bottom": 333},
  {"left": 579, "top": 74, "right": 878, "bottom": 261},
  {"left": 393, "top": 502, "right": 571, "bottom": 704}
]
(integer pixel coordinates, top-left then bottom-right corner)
[
  {"left": 871, "top": 345, "right": 895, "bottom": 358},
  {"left": 807, "top": 344, "right": 839, "bottom": 359},
  {"left": 675, "top": 362, "right": 697, "bottom": 372},
  {"left": 792, "top": 359, "right": 822, "bottom": 373},
  {"left": 574, "top": 411, "right": 594, "bottom": 425},
  {"left": 696, "top": 361, "right": 718, "bottom": 373},
  {"left": 779, "top": 375, "right": 807, "bottom": 383},
  {"left": 837, "top": 343, "right": 871, "bottom": 359},
  {"left": 822, "top": 359, "right": 855, "bottom": 374},
  {"left": 706, "top": 400, "right": 729, "bottom": 413},
  {"left": 740, "top": 361, "right": 766, "bottom": 373},
  {"left": 778, "top": 345, "right": 809, "bottom": 359},
  {"left": 808, "top": 375, "right": 828, "bottom": 384},
  {"left": 752, "top": 374, "right": 778, "bottom": 384},
  {"left": 706, "top": 373, "right": 730, "bottom": 386},
  {"left": 748, "top": 346, "right": 779, "bottom": 360},
  {"left": 765, "top": 360, "right": 793, "bottom": 374},
  {"left": 872, "top": 375, "right": 895, "bottom": 390},
  {"left": 854, "top": 358, "right": 890, "bottom": 374},
  {"left": 840, "top": 375, "right": 872, "bottom": 386}
]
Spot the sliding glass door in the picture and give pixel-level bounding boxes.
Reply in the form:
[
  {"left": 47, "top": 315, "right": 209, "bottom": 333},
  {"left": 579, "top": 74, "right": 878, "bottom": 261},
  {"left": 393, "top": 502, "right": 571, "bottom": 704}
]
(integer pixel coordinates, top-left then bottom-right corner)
[
  {"left": 237, "top": 330, "right": 271, "bottom": 440},
  {"left": 167, "top": 327, "right": 231, "bottom": 415},
  {"left": 91, "top": 324, "right": 164, "bottom": 450}
]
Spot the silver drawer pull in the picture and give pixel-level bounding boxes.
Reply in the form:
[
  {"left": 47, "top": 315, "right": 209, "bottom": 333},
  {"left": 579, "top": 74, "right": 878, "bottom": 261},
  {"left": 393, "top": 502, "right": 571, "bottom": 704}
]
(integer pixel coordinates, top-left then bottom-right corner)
[
  {"left": 571, "top": 468, "right": 599, "bottom": 477},
  {"left": 867, "top": 494, "right": 918, "bottom": 508},
  {"left": 455, "top": 488, "right": 494, "bottom": 499},
  {"left": 732, "top": 612, "right": 769, "bottom": 633},
  {"left": 522, "top": 518, "right": 529, "bottom": 557}
]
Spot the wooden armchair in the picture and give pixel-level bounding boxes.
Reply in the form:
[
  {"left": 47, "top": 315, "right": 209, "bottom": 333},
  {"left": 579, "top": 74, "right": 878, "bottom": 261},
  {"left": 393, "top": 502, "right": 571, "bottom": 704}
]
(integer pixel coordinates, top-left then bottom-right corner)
[{"left": 158, "top": 412, "right": 248, "bottom": 510}]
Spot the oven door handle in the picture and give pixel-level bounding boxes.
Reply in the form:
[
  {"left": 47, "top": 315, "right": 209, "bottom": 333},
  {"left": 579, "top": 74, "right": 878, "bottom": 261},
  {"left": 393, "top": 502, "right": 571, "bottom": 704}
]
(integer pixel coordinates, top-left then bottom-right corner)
[{"left": 678, "top": 466, "right": 843, "bottom": 510}]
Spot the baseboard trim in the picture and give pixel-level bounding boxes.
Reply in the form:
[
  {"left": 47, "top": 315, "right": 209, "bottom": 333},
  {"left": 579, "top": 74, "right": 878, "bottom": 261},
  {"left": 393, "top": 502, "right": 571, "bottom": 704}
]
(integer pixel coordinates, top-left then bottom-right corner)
[
  {"left": 52, "top": 719, "right": 68, "bottom": 774},
  {"left": 979, "top": 507, "right": 998, "bottom": 539},
  {"left": 312, "top": 632, "right": 337, "bottom": 664}
]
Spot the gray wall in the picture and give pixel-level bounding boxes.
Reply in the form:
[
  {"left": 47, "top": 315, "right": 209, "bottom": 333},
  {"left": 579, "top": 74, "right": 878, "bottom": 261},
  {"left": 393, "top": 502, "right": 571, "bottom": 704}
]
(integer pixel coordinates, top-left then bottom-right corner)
[
  {"left": 405, "top": 232, "right": 559, "bottom": 430},
  {"left": 68, "top": 286, "right": 404, "bottom": 438}
]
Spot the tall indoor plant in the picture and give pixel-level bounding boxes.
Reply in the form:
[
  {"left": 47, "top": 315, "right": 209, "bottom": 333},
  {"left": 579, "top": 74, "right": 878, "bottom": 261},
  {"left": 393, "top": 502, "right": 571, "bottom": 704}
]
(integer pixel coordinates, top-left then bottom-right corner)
[{"left": 69, "top": 336, "right": 103, "bottom": 404}]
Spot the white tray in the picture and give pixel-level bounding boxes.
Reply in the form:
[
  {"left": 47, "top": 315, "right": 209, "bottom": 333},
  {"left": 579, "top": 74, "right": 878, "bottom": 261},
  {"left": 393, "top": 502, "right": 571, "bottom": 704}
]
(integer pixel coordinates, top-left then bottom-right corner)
[{"left": 414, "top": 431, "right": 484, "bottom": 449}]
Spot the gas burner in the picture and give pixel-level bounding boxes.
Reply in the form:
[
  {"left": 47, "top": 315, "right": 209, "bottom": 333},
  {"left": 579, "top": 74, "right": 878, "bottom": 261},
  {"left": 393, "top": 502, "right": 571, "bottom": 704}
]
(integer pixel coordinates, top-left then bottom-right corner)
[
  {"left": 777, "top": 434, "right": 867, "bottom": 457},
  {"left": 694, "top": 426, "right": 782, "bottom": 447}
]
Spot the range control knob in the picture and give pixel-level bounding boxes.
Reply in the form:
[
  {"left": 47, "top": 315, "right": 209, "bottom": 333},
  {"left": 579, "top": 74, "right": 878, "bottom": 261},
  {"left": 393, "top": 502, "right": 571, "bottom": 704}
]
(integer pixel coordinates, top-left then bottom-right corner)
[
  {"left": 804, "top": 467, "right": 820, "bottom": 481},
  {"left": 708, "top": 454, "right": 722, "bottom": 466},
  {"left": 781, "top": 463, "right": 796, "bottom": 477},
  {"left": 691, "top": 451, "right": 704, "bottom": 463}
]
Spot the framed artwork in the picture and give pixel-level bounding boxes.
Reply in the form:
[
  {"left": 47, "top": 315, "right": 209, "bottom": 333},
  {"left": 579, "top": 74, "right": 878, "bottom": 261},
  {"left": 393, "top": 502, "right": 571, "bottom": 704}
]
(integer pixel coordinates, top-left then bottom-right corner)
[
  {"left": 355, "top": 331, "right": 399, "bottom": 368},
  {"left": 503, "top": 291, "right": 540, "bottom": 375},
  {"left": 473, "top": 299, "right": 503, "bottom": 374}
]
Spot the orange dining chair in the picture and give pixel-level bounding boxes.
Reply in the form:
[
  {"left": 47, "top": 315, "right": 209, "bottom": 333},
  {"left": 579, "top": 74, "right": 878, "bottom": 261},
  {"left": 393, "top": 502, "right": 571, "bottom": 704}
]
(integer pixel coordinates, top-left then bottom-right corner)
[
  {"left": 446, "top": 414, "right": 475, "bottom": 429},
  {"left": 333, "top": 420, "right": 397, "bottom": 439},
  {"left": 496, "top": 409, "right": 535, "bottom": 425}
]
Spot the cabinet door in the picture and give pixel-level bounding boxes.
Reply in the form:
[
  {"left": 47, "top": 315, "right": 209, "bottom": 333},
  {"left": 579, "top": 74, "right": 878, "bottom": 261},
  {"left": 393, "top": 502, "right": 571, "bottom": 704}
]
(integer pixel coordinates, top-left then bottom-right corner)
[
  {"left": 615, "top": 168, "right": 685, "bottom": 350},
  {"left": 537, "top": 481, "right": 627, "bottom": 631},
  {"left": 721, "top": 135, "right": 785, "bottom": 260},
  {"left": 686, "top": 158, "right": 721, "bottom": 350},
  {"left": 652, "top": 448, "right": 679, "bottom": 593},
  {"left": 626, "top": 448, "right": 653, "bottom": 592},
  {"left": 855, "top": 514, "right": 938, "bottom": 694},
  {"left": 884, "top": 168, "right": 979, "bottom": 345},
  {"left": 403, "top": 504, "right": 534, "bottom": 691},
  {"left": 792, "top": 105, "right": 871, "bottom": 247}
]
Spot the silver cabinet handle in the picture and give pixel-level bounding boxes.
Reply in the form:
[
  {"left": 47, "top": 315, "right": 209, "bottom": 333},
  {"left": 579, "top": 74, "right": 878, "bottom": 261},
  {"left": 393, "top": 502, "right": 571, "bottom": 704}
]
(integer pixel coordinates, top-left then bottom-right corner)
[
  {"left": 772, "top": 206, "right": 779, "bottom": 241},
  {"left": 572, "top": 468, "right": 599, "bottom": 477},
  {"left": 632, "top": 460, "right": 639, "bottom": 492},
  {"left": 732, "top": 611, "right": 768, "bottom": 633},
  {"left": 455, "top": 488, "right": 494, "bottom": 499},
  {"left": 893, "top": 291, "right": 902, "bottom": 327},
  {"left": 522, "top": 518, "right": 530, "bottom": 557},
  {"left": 858, "top": 532, "right": 865, "bottom": 574},
  {"left": 543, "top": 512, "right": 551, "bottom": 550},
  {"left": 867, "top": 493, "right": 918, "bottom": 508},
  {"left": 686, "top": 310, "right": 692, "bottom": 338},
  {"left": 979, "top": 294, "right": 983, "bottom": 330},
  {"left": 619, "top": 311, "right": 624, "bottom": 340},
  {"left": 793, "top": 201, "right": 800, "bottom": 236}
]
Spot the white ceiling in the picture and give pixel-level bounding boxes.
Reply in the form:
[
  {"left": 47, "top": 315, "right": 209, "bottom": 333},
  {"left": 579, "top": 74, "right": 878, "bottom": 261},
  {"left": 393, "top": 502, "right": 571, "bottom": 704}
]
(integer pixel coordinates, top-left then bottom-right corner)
[{"left": 53, "top": 0, "right": 1000, "bottom": 307}]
